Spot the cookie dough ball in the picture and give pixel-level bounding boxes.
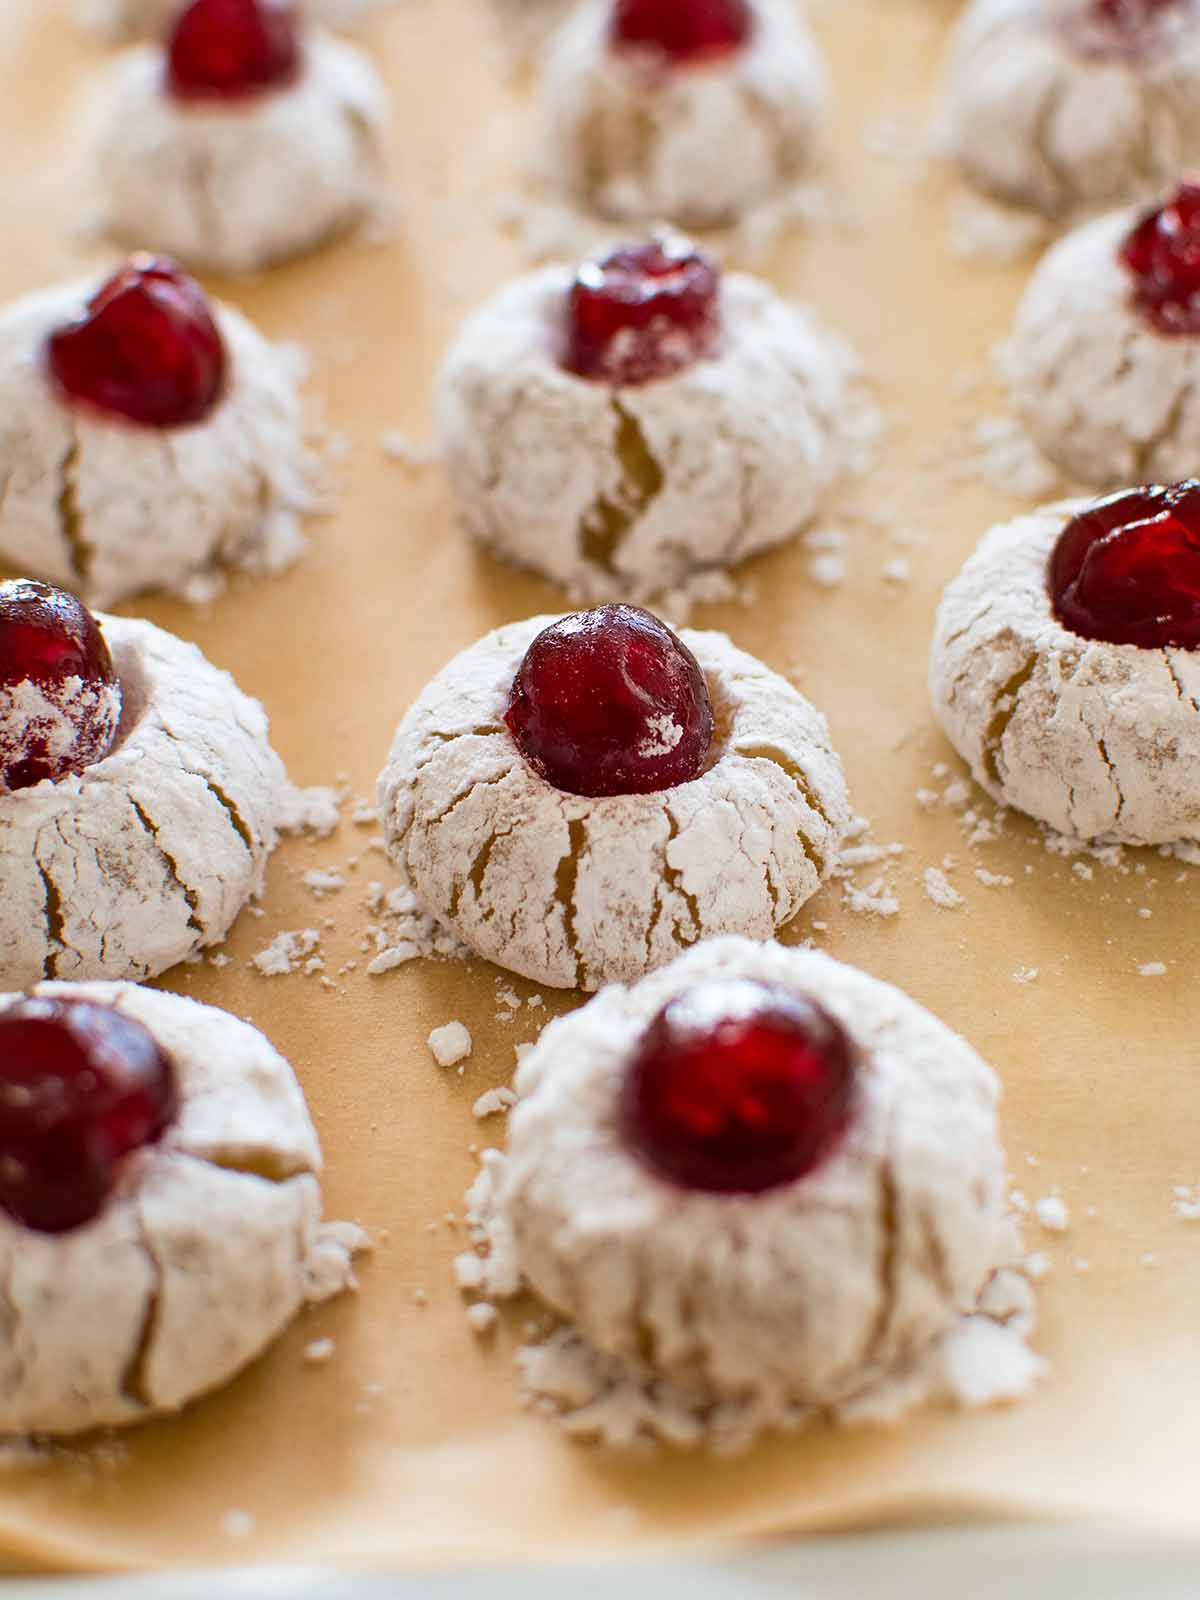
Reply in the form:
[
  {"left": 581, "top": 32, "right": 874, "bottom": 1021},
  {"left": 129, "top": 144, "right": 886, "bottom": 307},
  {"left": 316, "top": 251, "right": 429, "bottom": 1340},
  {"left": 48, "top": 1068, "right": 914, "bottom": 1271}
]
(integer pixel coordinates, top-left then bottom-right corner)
[
  {"left": 458, "top": 937, "right": 1037, "bottom": 1445},
  {"left": 0, "top": 601, "right": 291, "bottom": 985},
  {"left": 0, "top": 258, "right": 313, "bottom": 607},
  {"left": 379, "top": 607, "right": 851, "bottom": 992},
  {"left": 539, "top": 0, "right": 825, "bottom": 226},
  {"left": 930, "top": 487, "right": 1200, "bottom": 845},
  {"left": 940, "top": 0, "right": 1200, "bottom": 215},
  {"left": 1007, "top": 189, "right": 1200, "bottom": 486},
  {"left": 98, "top": 1, "right": 386, "bottom": 273},
  {"left": 75, "top": 0, "right": 395, "bottom": 42},
  {"left": 0, "top": 982, "right": 363, "bottom": 1435},
  {"left": 436, "top": 240, "right": 855, "bottom": 603}
]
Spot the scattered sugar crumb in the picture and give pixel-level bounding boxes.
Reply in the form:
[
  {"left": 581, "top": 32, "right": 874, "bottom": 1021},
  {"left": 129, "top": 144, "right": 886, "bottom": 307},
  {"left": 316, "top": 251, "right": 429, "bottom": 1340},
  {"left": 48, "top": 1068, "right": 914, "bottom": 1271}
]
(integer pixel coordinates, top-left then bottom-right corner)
[
  {"left": 1173, "top": 1188, "right": 1200, "bottom": 1221},
  {"left": 278, "top": 785, "right": 342, "bottom": 839},
  {"left": 221, "top": 1511, "right": 255, "bottom": 1541},
  {"left": 303, "top": 869, "right": 346, "bottom": 898},
  {"left": 1073, "top": 1258, "right": 1091, "bottom": 1275},
  {"left": 367, "top": 942, "right": 421, "bottom": 976},
  {"left": 975, "top": 868, "right": 1013, "bottom": 888},
  {"left": 1035, "top": 1196, "right": 1069, "bottom": 1233},
  {"left": 842, "top": 879, "right": 900, "bottom": 917},
  {"left": 1023, "top": 1251, "right": 1052, "bottom": 1281},
  {"left": 380, "top": 429, "right": 438, "bottom": 468},
  {"left": 304, "top": 1338, "right": 336, "bottom": 1366},
  {"left": 1139, "top": 962, "right": 1168, "bottom": 978},
  {"left": 923, "top": 866, "right": 964, "bottom": 910},
  {"left": 466, "top": 1302, "right": 499, "bottom": 1336},
  {"left": 428, "top": 1021, "right": 473, "bottom": 1068},
  {"left": 208, "top": 951, "right": 232, "bottom": 969},
  {"left": 252, "top": 929, "right": 321, "bottom": 977},
  {"left": 1014, "top": 966, "right": 1039, "bottom": 984},
  {"left": 473, "top": 1087, "right": 518, "bottom": 1121},
  {"left": 882, "top": 557, "right": 911, "bottom": 584}
]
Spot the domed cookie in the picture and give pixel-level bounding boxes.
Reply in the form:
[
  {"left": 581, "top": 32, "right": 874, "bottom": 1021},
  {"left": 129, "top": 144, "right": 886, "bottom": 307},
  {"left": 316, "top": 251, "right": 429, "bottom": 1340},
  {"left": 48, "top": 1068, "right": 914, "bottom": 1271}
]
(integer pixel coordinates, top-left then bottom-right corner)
[
  {"left": 378, "top": 607, "right": 851, "bottom": 991},
  {"left": 0, "top": 583, "right": 291, "bottom": 985},
  {"left": 436, "top": 239, "right": 856, "bottom": 603},
  {"left": 930, "top": 485, "right": 1200, "bottom": 845},
  {"left": 457, "top": 936, "right": 1040, "bottom": 1449},
  {"left": 0, "top": 258, "right": 313, "bottom": 606},
  {"left": 1007, "top": 186, "right": 1200, "bottom": 486},
  {"left": 940, "top": 0, "right": 1200, "bottom": 216},
  {"left": 538, "top": 0, "right": 825, "bottom": 227},
  {"left": 97, "top": 0, "right": 386, "bottom": 273},
  {"left": 0, "top": 981, "right": 364, "bottom": 1435}
]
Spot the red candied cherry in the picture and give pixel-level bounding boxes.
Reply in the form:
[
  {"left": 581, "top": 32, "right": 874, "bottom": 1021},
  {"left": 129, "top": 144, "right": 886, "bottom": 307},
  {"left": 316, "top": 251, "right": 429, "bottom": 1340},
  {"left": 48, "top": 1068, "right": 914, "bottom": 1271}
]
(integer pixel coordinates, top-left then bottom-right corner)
[
  {"left": 166, "top": 0, "right": 301, "bottom": 103},
  {"left": 0, "top": 580, "right": 122, "bottom": 795},
  {"left": 562, "top": 239, "right": 722, "bottom": 387},
  {"left": 1121, "top": 181, "right": 1200, "bottom": 335},
  {"left": 0, "top": 998, "right": 178, "bottom": 1234},
  {"left": 46, "top": 257, "right": 227, "bottom": 429},
  {"left": 620, "top": 979, "right": 858, "bottom": 1194},
  {"left": 1049, "top": 480, "right": 1200, "bottom": 648},
  {"left": 611, "top": 0, "right": 753, "bottom": 66},
  {"left": 505, "top": 604, "right": 714, "bottom": 798}
]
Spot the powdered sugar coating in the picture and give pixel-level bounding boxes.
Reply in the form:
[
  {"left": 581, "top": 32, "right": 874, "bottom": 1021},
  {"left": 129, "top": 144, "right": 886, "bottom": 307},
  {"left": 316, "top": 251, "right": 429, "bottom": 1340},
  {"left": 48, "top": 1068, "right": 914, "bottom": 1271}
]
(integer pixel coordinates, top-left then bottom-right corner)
[
  {"left": 378, "top": 618, "right": 850, "bottom": 991},
  {"left": 0, "top": 282, "right": 314, "bottom": 608},
  {"left": 1006, "top": 208, "right": 1200, "bottom": 486},
  {"left": 75, "top": 0, "right": 396, "bottom": 41},
  {"left": 539, "top": 0, "right": 825, "bottom": 227},
  {"left": 0, "top": 981, "right": 361, "bottom": 1436},
  {"left": 0, "top": 613, "right": 290, "bottom": 987},
  {"left": 436, "top": 268, "right": 854, "bottom": 603},
  {"left": 97, "top": 31, "right": 386, "bottom": 274},
  {"left": 929, "top": 501, "right": 1200, "bottom": 844},
  {"left": 461, "top": 937, "right": 1034, "bottom": 1440},
  {"left": 939, "top": 0, "right": 1200, "bottom": 216}
]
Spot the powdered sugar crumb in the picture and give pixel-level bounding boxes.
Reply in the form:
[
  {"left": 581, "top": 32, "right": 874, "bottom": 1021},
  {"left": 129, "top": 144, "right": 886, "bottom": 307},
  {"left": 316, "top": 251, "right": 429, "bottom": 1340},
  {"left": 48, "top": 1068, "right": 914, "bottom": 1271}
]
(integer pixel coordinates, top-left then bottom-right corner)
[
  {"left": 923, "top": 867, "right": 964, "bottom": 910},
  {"left": 252, "top": 928, "right": 322, "bottom": 977},
  {"left": 1035, "top": 1196, "right": 1069, "bottom": 1233},
  {"left": 429, "top": 1021, "right": 473, "bottom": 1068},
  {"left": 473, "top": 1087, "right": 518, "bottom": 1120}
]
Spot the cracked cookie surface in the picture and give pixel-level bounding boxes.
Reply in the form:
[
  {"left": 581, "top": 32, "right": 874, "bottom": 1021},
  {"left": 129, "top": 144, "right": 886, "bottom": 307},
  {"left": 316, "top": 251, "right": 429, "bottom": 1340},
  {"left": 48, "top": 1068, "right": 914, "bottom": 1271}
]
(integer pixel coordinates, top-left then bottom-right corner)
[
  {"left": 0, "top": 980, "right": 363, "bottom": 1437},
  {"left": 378, "top": 617, "right": 850, "bottom": 990},
  {"left": 0, "top": 282, "right": 314, "bottom": 607},
  {"left": 1006, "top": 209, "right": 1200, "bottom": 486},
  {"left": 929, "top": 499, "right": 1200, "bottom": 844},
  {"left": 436, "top": 268, "right": 855, "bottom": 603},
  {"left": 97, "top": 31, "right": 386, "bottom": 274},
  {"left": 457, "top": 936, "right": 1037, "bottom": 1447},
  {"left": 939, "top": 0, "right": 1200, "bottom": 216},
  {"left": 0, "top": 613, "right": 289, "bottom": 987},
  {"left": 538, "top": 0, "right": 825, "bottom": 228}
]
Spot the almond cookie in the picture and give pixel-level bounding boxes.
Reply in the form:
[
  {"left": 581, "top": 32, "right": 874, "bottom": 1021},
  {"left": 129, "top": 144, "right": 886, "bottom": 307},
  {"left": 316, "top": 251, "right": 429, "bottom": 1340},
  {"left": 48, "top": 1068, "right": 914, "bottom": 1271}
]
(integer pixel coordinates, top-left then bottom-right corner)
[
  {"left": 0, "top": 582, "right": 290, "bottom": 985},
  {"left": 436, "top": 239, "right": 856, "bottom": 604},
  {"left": 1007, "top": 187, "right": 1200, "bottom": 486},
  {"left": 378, "top": 606, "right": 850, "bottom": 991},
  {"left": 0, "top": 258, "right": 313, "bottom": 606},
  {"left": 939, "top": 0, "right": 1200, "bottom": 216},
  {"left": 539, "top": 0, "right": 825, "bottom": 227},
  {"left": 97, "top": 0, "right": 386, "bottom": 273},
  {"left": 0, "top": 981, "right": 365, "bottom": 1436},
  {"left": 456, "top": 936, "right": 1041, "bottom": 1450},
  {"left": 929, "top": 484, "right": 1200, "bottom": 845},
  {"left": 75, "top": 0, "right": 395, "bottom": 42}
]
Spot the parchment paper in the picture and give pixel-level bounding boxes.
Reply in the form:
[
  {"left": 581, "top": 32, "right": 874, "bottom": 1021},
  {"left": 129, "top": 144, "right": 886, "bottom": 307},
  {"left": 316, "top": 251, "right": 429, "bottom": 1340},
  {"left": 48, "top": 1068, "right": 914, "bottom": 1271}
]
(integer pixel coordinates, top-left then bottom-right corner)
[{"left": 1, "top": 0, "right": 1198, "bottom": 1571}]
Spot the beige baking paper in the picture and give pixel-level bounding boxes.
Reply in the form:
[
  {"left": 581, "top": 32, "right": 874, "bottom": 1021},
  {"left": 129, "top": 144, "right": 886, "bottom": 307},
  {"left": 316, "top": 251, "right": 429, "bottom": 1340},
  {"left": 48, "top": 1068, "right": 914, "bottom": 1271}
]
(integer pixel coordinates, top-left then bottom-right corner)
[{"left": 0, "top": 0, "right": 1198, "bottom": 1572}]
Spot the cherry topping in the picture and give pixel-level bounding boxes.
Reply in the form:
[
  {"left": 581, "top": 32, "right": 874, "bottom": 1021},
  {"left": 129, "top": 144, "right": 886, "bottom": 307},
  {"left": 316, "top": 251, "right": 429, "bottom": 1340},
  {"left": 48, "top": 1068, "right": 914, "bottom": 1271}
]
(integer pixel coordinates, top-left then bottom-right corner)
[
  {"left": 1121, "top": 181, "right": 1200, "bottom": 335},
  {"left": 620, "top": 979, "right": 858, "bottom": 1195},
  {"left": 562, "top": 239, "right": 721, "bottom": 387},
  {"left": 0, "top": 580, "right": 121, "bottom": 795},
  {"left": 1049, "top": 481, "right": 1200, "bottom": 649},
  {"left": 505, "top": 605, "right": 714, "bottom": 798},
  {"left": 611, "top": 0, "right": 753, "bottom": 65},
  {"left": 0, "top": 998, "right": 177, "bottom": 1234},
  {"left": 47, "top": 257, "right": 227, "bottom": 430},
  {"left": 166, "top": 0, "right": 301, "bottom": 103}
]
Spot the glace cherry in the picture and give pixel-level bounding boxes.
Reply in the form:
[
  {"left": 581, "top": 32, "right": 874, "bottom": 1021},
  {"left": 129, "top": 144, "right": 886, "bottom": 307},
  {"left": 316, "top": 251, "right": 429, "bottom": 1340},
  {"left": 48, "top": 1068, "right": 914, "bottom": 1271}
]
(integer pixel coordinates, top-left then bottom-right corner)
[
  {"left": 1121, "top": 181, "right": 1200, "bottom": 335},
  {"left": 505, "top": 605, "right": 714, "bottom": 798},
  {"left": 0, "top": 580, "right": 121, "bottom": 794},
  {"left": 166, "top": 0, "right": 301, "bottom": 103},
  {"left": 0, "top": 998, "right": 178, "bottom": 1234},
  {"left": 1048, "top": 481, "right": 1200, "bottom": 649},
  {"left": 562, "top": 239, "right": 721, "bottom": 387},
  {"left": 47, "top": 257, "right": 227, "bottom": 429},
  {"left": 620, "top": 978, "right": 858, "bottom": 1195},
  {"left": 611, "top": 0, "right": 753, "bottom": 66}
]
